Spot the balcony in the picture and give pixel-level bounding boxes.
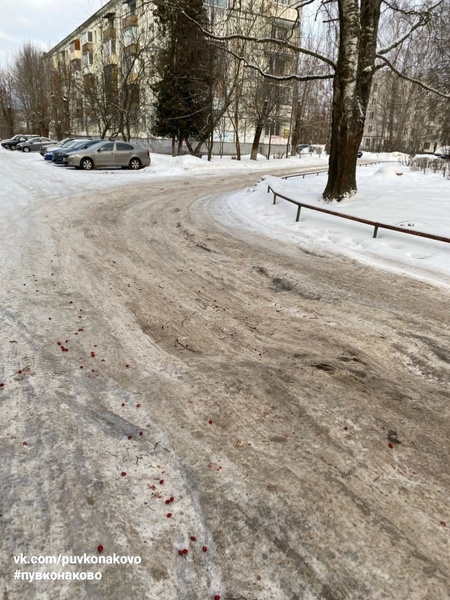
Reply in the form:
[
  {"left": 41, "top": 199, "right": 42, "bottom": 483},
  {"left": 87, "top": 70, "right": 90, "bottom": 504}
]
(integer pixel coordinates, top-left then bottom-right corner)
[
  {"left": 123, "top": 43, "right": 139, "bottom": 57},
  {"left": 103, "top": 53, "right": 119, "bottom": 66},
  {"left": 69, "top": 49, "right": 82, "bottom": 62},
  {"left": 122, "top": 14, "right": 138, "bottom": 30},
  {"left": 82, "top": 41, "right": 94, "bottom": 53},
  {"left": 102, "top": 27, "right": 117, "bottom": 41}
]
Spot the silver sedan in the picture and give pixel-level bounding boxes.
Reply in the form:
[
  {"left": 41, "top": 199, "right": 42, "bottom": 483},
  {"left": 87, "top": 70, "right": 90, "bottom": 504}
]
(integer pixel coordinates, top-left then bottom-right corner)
[{"left": 66, "top": 140, "right": 151, "bottom": 170}]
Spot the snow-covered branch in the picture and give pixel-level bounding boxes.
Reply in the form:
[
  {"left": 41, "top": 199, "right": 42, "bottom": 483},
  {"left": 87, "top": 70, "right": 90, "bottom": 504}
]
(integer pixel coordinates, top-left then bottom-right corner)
[
  {"left": 376, "top": 54, "right": 450, "bottom": 98},
  {"left": 378, "top": 0, "right": 445, "bottom": 55},
  {"left": 222, "top": 45, "right": 333, "bottom": 82}
]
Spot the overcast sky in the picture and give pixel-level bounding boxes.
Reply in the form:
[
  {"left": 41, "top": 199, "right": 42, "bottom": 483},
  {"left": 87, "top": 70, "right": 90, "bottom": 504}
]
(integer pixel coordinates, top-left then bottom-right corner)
[{"left": 1, "top": 0, "right": 110, "bottom": 67}]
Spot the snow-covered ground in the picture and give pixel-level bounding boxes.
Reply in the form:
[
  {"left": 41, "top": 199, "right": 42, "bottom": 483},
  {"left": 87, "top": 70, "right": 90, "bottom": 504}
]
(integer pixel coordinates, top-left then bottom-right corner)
[
  {"left": 2, "top": 148, "right": 449, "bottom": 288},
  {"left": 227, "top": 161, "right": 450, "bottom": 289}
]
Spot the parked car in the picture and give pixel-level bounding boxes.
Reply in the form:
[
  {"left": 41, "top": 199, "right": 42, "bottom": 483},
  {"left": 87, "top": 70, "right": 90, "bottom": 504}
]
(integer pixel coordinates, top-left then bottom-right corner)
[
  {"left": 40, "top": 136, "right": 95, "bottom": 157},
  {"left": 53, "top": 139, "right": 102, "bottom": 164},
  {"left": 1, "top": 134, "right": 38, "bottom": 150},
  {"left": 297, "top": 144, "right": 310, "bottom": 154},
  {"left": 357, "top": 149, "right": 363, "bottom": 158},
  {"left": 434, "top": 146, "right": 450, "bottom": 159},
  {"left": 17, "top": 137, "right": 56, "bottom": 152},
  {"left": 66, "top": 140, "right": 151, "bottom": 170}
]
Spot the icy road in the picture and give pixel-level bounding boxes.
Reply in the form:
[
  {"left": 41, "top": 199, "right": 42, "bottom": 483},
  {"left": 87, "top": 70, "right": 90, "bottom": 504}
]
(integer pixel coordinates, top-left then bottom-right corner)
[{"left": 0, "top": 149, "right": 449, "bottom": 600}]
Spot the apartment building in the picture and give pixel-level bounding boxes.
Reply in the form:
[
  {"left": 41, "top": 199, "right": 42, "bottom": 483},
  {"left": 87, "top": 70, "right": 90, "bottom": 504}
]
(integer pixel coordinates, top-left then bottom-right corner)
[
  {"left": 47, "top": 0, "right": 301, "bottom": 151},
  {"left": 362, "top": 73, "right": 445, "bottom": 154}
]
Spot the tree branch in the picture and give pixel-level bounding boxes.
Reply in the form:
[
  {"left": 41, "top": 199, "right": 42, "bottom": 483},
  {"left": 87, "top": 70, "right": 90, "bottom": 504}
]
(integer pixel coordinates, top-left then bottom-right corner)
[
  {"left": 376, "top": 54, "right": 450, "bottom": 98},
  {"left": 224, "top": 45, "right": 333, "bottom": 81},
  {"left": 378, "top": 0, "right": 445, "bottom": 55}
]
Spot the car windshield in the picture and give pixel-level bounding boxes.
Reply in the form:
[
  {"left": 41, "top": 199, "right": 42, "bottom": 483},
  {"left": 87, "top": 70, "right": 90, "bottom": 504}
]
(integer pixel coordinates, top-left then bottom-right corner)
[{"left": 88, "top": 141, "right": 110, "bottom": 151}]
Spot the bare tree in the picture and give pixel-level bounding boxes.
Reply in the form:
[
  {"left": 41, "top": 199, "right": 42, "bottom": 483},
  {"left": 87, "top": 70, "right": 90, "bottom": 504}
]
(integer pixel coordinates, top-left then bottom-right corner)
[
  {"left": 167, "top": 0, "right": 449, "bottom": 200},
  {"left": 13, "top": 43, "right": 52, "bottom": 136},
  {"left": 0, "top": 67, "right": 16, "bottom": 138}
]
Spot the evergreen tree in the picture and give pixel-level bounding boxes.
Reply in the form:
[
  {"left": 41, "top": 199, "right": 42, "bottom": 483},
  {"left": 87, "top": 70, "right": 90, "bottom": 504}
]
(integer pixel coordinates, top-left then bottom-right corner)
[{"left": 152, "top": 0, "right": 215, "bottom": 156}]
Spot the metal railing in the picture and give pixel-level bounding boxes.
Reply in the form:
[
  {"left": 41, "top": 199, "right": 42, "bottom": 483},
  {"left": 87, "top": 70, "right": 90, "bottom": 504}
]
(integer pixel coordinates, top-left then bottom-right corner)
[{"left": 267, "top": 164, "right": 450, "bottom": 244}]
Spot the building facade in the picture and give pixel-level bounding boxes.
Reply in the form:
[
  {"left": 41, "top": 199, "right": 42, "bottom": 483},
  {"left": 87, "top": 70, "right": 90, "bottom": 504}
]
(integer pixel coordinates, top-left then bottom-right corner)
[{"left": 47, "top": 0, "right": 301, "bottom": 152}]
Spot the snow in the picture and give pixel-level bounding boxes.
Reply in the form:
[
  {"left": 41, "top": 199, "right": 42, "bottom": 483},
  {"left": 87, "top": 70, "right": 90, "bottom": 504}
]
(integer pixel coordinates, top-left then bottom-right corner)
[{"left": 1, "top": 148, "right": 449, "bottom": 289}]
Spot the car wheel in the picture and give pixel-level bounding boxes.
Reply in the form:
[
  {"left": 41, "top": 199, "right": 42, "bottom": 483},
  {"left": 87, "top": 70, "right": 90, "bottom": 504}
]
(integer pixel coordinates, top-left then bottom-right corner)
[
  {"left": 80, "top": 158, "right": 94, "bottom": 170},
  {"left": 10, "top": 144, "right": 16, "bottom": 151},
  {"left": 22, "top": 146, "right": 30, "bottom": 153},
  {"left": 129, "top": 157, "right": 142, "bottom": 170}
]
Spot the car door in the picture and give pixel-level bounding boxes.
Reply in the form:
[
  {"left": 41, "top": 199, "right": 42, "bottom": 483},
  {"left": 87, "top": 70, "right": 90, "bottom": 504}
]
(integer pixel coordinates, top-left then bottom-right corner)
[
  {"left": 115, "top": 142, "right": 134, "bottom": 167},
  {"left": 29, "top": 138, "right": 44, "bottom": 150},
  {"left": 94, "top": 142, "right": 115, "bottom": 167}
]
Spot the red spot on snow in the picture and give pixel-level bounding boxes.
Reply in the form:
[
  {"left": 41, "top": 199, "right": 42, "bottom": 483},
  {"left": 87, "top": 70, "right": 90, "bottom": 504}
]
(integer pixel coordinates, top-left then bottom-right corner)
[
  {"left": 388, "top": 442, "right": 394, "bottom": 449},
  {"left": 125, "top": 364, "right": 130, "bottom": 368},
  {"left": 214, "top": 595, "right": 221, "bottom": 600},
  {"left": 17, "top": 370, "right": 23, "bottom": 374},
  {"left": 440, "top": 521, "right": 447, "bottom": 527},
  {"left": 182, "top": 549, "right": 188, "bottom": 555},
  {"left": 139, "top": 431, "right": 143, "bottom": 436},
  {"left": 208, "top": 420, "right": 213, "bottom": 425},
  {"left": 97, "top": 545, "right": 103, "bottom": 553},
  {"left": 121, "top": 472, "right": 127, "bottom": 477},
  {"left": 202, "top": 546, "right": 208, "bottom": 552},
  {"left": 344, "top": 426, "right": 348, "bottom": 431},
  {"left": 136, "top": 403, "right": 141, "bottom": 408},
  {"left": 159, "top": 479, "right": 164, "bottom": 484},
  {"left": 128, "top": 435, "right": 133, "bottom": 440},
  {"left": 167, "top": 513, "right": 172, "bottom": 518},
  {"left": 190, "top": 536, "right": 196, "bottom": 542},
  {"left": 22, "top": 441, "right": 28, "bottom": 446}
]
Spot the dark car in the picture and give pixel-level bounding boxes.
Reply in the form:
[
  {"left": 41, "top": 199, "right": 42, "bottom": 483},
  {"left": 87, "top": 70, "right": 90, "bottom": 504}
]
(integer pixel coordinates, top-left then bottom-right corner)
[
  {"left": 297, "top": 144, "right": 310, "bottom": 154},
  {"left": 40, "top": 136, "right": 95, "bottom": 157},
  {"left": 1, "top": 134, "right": 38, "bottom": 150},
  {"left": 17, "top": 137, "right": 56, "bottom": 152},
  {"left": 53, "top": 139, "right": 102, "bottom": 164},
  {"left": 66, "top": 140, "right": 151, "bottom": 170},
  {"left": 357, "top": 149, "right": 363, "bottom": 158},
  {"left": 434, "top": 146, "right": 450, "bottom": 159}
]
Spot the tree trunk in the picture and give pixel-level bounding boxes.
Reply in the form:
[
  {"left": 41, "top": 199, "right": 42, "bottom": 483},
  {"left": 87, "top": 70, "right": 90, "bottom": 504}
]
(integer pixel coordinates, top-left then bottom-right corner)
[
  {"left": 250, "top": 119, "right": 264, "bottom": 160},
  {"left": 233, "top": 100, "right": 241, "bottom": 160},
  {"left": 323, "top": 0, "right": 382, "bottom": 201}
]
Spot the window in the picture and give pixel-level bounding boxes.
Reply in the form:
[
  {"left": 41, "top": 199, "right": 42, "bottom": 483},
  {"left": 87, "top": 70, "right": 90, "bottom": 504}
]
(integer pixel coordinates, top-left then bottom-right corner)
[
  {"left": 103, "top": 39, "right": 116, "bottom": 55},
  {"left": 424, "top": 142, "right": 430, "bottom": 149},
  {"left": 82, "top": 52, "right": 93, "bottom": 66},
  {"left": 372, "top": 83, "right": 378, "bottom": 92},
  {"left": 82, "top": 31, "right": 93, "bottom": 44},
  {"left": 117, "top": 142, "right": 134, "bottom": 151},
  {"left": 271, "top": 21, "right": 291, "bottom": 40},
  {"left": 70, "top": 39, "right": 81, "bottom": 52},
  {"left": 123, "top": 27, "right": 138, "bottom": 47},
  {"left": 205, "top": 0, "right": 227, "bottom": 6},
  {"left": 124, "top": 0, "right": 137, "bottom": 15},
  {"left": 369, "top": 112, "right": 374, "bottom": 119},
  {"left": 368, "top": 125, "right": 373, "bottom": 132},
  {"left": 100, "top": 142, "right": 114, "bottom": 151}
]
